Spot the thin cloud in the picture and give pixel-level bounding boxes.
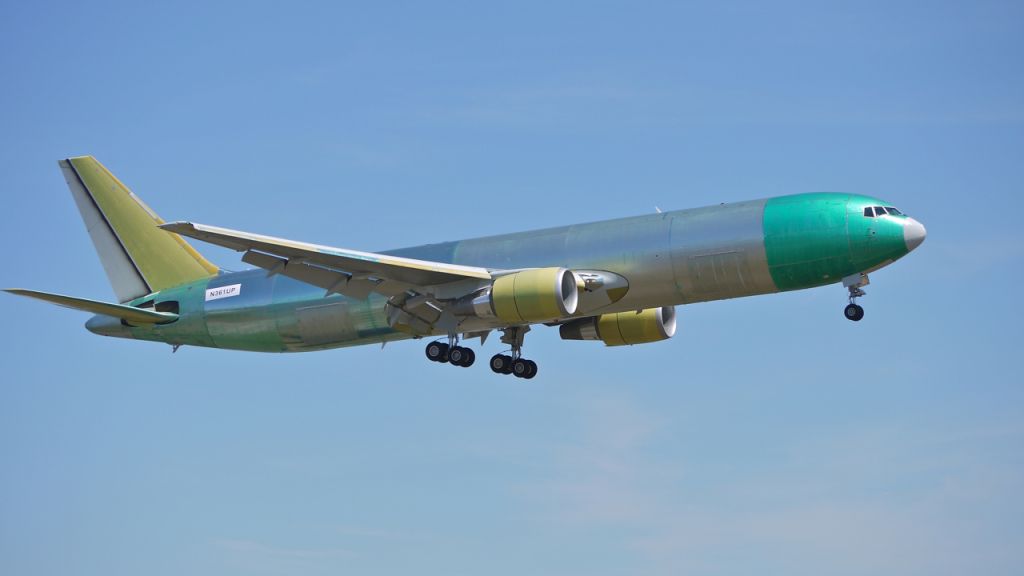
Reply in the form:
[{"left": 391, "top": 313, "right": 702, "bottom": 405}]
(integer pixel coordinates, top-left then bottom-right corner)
[
  {"left": 509, "top": 391, "right": 1024, "bottom": 576},
  {"left": 215, "top": 538, "right": 354, "bottom": 559},
  {"left": 515, "top": 391, "right": 680, "bottom": 525}
]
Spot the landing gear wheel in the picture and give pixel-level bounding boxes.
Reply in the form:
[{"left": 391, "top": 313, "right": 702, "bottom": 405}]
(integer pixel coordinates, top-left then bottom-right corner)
[
  {"left": 449, "top": 346, "right": 475, "bottom": 367},
  {"left": 448, "top": 346, "right": 466, "bottom": 366},
  {"left": 425, "top": 341, "right": 450, "bottom": 362},
  {"left": 490, "top": 354, "right": 512, "bottom": 374},
  {"left": 843, "top": 274, "right": 868, "bottom": 323},
  {"left": 844, "top": 303, "right": 864, "bottom": 322},
  {"left": 512, "top": 358, "right": 531, "bottom": 378},
  {"left": 523, "top": 360, "right": 537, "bottom": 379}
]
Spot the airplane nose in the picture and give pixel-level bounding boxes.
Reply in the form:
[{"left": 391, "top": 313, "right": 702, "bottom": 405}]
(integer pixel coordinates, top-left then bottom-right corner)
[{"left": 904, "top": 217, "right": 927, "bottom": 252}]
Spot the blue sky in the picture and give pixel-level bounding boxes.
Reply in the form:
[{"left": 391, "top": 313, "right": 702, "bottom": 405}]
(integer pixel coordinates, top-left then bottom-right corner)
[{"left": 2, "top": 1, "right": 1022, "bottom": 574}]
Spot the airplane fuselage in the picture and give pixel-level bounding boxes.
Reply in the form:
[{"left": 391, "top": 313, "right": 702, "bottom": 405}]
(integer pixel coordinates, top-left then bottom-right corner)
[{"left": 86, "top": 192, "right": 924, "bottom": 352}]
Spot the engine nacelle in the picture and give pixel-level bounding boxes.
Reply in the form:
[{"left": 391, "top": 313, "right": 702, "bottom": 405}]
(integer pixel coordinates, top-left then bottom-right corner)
[
  {"left": 491, "top": 267, "right": 579, "bottom": 323},
  {"left": 559, "top": 306, "right": 676, "bottom": 346}
]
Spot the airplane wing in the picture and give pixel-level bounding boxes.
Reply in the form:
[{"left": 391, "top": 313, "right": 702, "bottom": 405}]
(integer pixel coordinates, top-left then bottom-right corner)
[
  {"left": 160, "top": 222, "right": 493, "bottom": 300},
  {"left": 4, "top": 289, "right": 178, "bottom": 324}
]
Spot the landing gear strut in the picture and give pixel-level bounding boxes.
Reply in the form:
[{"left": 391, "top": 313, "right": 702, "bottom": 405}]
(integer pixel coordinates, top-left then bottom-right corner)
[
  {"left": 843, "top": 273, "right": 868, "bottom": 322},
  {"left": 489, "top": 326, "right": 538, "bottom": 379}
]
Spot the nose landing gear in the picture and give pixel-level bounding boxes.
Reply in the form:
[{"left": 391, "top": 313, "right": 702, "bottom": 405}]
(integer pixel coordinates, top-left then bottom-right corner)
[{"left": 843, "top": 273, "right": 868, "bottom": 322}]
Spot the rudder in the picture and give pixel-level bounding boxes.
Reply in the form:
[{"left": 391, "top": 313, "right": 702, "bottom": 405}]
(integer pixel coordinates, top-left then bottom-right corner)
[{"left": 60, "top": 156, "right": 218, "bottom": 302}]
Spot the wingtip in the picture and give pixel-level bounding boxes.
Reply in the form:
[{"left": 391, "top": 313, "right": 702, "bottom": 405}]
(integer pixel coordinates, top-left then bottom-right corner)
[
  {"left": 4, "top": 288, "right": 71, "bottom": 300},
  {"left": 159, "top": 221, "right": 193, "bottom": 232}
]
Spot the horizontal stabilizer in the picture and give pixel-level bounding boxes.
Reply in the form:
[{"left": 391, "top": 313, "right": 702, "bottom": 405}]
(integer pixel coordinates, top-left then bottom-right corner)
[{"left": 4, "top": 289, "right": 178, "bottom": 324}]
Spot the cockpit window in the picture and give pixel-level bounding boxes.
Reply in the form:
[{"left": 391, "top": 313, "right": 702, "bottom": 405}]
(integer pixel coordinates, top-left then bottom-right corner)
[{"left": 863, "top": 205, "right": 906, "bottom": 217}]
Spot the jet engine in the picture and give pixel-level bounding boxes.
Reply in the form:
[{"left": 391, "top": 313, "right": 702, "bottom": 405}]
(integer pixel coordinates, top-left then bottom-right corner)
[
  {"left": 559, "top": 306, "right": 676, "bottom": 346},
  {"left": 454, "top": 267, "right": 580, "bottom": 323}
]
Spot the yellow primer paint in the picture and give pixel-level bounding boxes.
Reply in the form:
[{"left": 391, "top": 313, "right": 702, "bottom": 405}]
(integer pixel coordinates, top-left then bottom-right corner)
[
  {"left": 598, "top": 308, "right": 667, "bottom": 346},
  {"left": 492, "top": 267, "right": 567, "bottom": 323},
  {"left": 68, "top": 156, "right": 218, "bottom": 292}
]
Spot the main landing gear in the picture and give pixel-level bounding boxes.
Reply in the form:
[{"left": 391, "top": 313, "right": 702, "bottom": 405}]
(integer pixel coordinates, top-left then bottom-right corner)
[
  {"left": 489, "top": 326, "right": 537, "bottom": 379},
  {"left": 489, "top": 354, "right": 537, "bottom": 379},
  {"left": 843, "top": 273, "right": 868, "bottom": 322},
  {"left": 425, "top": 339, "right": 475, "bottom": 367},
  {"left": 425, "top": 327, "right": 538, "bottom": 378}
]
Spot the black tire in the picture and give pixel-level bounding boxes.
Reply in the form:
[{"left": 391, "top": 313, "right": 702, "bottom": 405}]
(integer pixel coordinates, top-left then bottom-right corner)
[
  {"left": 449, "top": 346, "right": 466, "bottom": 366},
  {"left": 490, "top": 354, "right": 509, "bottom": 374},
  {"left": 844, "top": 303, "right": 864, "bottom": 322},
  {"left": 523, "top": 360, "right": 538, "bottom": 379},
  {"left": 512, "top": 359, "right": 529, "bottom": 378},
  {"left": 461, "top": 348, "right": 476, "bottom": 368},
  {"left": 426, "top": 341, "right": 449, "bottom": 362}
]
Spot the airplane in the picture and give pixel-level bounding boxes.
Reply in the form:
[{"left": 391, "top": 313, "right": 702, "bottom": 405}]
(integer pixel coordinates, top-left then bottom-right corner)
[{"left": 5, "top": 156, "right": 926, "bottom": 378}]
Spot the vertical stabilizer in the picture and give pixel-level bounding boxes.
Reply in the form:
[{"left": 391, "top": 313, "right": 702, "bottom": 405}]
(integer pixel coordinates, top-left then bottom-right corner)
[{"left": 59, "top": 156, "right": 219, "bottom": 302}]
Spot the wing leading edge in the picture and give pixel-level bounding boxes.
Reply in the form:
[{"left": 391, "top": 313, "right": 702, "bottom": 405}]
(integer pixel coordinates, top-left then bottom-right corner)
[{"left": 160, "top": 222, "right": 493, "bottom": 300}]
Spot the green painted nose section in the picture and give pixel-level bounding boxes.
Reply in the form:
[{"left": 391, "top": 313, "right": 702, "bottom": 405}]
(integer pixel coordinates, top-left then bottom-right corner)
[
  {"left": 763, "top": 193, "right": 922, "bottom": 293},
  {"left": 763, "top": 193, "right": 855, "bottom": 291}
]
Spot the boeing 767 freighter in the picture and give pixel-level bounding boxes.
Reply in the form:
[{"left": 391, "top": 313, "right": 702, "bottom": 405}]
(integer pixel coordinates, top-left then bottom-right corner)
[{"left": 6, "top": 156, "right": 926, "bottom": 378}]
